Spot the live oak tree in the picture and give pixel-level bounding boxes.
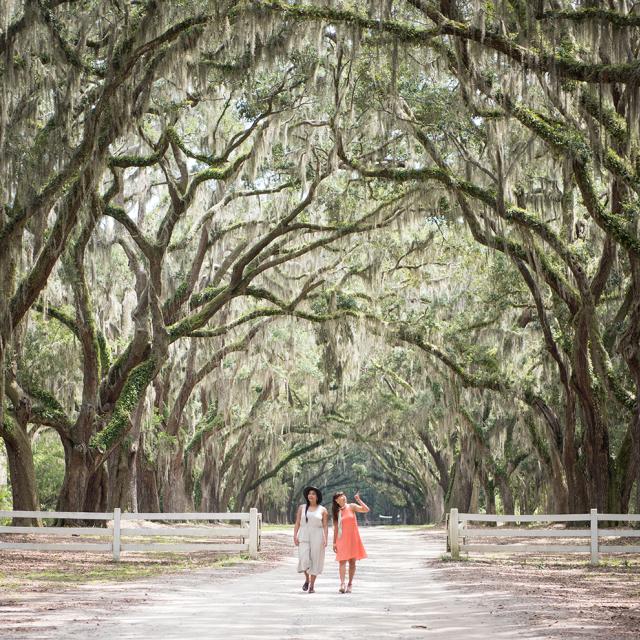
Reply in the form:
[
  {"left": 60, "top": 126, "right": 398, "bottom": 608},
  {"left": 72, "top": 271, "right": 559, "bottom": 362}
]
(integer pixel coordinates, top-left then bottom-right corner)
[
  {"left": 1, "top": 0, "right": 341, "bottom": 514},
  {"left": 266, "top": 0, "right": 640, "bottom": 513},
  {"left": 3, "top": 0, "right": 640, "bottom": 521}
]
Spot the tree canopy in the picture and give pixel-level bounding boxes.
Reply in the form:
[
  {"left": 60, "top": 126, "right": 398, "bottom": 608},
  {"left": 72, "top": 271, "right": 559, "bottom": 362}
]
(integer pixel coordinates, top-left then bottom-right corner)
[{"left": 1, "top": 0, "right": 639, "bottom": 523}]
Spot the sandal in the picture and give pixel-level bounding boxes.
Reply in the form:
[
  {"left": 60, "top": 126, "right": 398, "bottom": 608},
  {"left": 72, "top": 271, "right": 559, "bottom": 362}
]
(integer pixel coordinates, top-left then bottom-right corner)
[
  {"left": 302, "top": 580, "right": 309, "bottom": 591},
  {"left": 346, "top": 584, "right": 352, "bottom": 593},
  {"left": 339, "top": 582, "right": 346, "bottom": 593},
  {"left": 308, "top": 587, "right": 315, "bottom": 593}
]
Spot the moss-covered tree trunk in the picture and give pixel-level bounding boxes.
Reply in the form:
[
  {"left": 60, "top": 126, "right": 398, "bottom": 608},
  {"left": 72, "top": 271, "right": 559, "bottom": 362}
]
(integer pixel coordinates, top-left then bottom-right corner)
[
  {"left": 107, "top": 399, "right": 147, "bottom": 510},
  {"left": 160, "top": 446, "right": 193, "bottom": 513},
  {"left": 201, "top": 443, "right": 223, "bottom": 512},
  {"left": 108, "top": 442, "right": 136, "bottom": 511},
  {"left": 56, "top": 444, "right": 96, "bottom": 515},
  {"left": 496, "top": 475, "right": 514, "bottom": 515},
  {"left": 572, "top": 311, "right": 611, "bottom": 511},
  {"left": 562, "top": 391, "right": 588, "bottom": 512},
  {"left": 443, "top": 435, "right": 476, "bottom": 513},
  {"left": 2, "top": 419, "right": 39, "bottom": 524},
  {"left": 84, "top": 466, "right": 108, "bottom": 513},
  {"left": 136, "top": 440, "right": 160, "bottom": 513},
  {"left": 483, "top": 479, "right": 496, "bottom": 516},
  {"left": 618, "top": 259, "right": 640, "bottom": 514}
]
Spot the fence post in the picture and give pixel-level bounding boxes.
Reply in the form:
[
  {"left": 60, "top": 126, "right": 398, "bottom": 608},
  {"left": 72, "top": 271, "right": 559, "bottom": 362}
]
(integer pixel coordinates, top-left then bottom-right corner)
[
  {"left": 248, "top": 508, "right": 259, "bottom": 559},
  {"left": 445, "top": 512, "right": 450, "bottom": 552},
  {"left": 590, "top": 508, "right": 599, "bottom": 566},
  {"left": 112, "top": 508, "right": 121, "bottom": 562},
  {"left": 449, "top": 508, "right": 460, "bottom": 560}
]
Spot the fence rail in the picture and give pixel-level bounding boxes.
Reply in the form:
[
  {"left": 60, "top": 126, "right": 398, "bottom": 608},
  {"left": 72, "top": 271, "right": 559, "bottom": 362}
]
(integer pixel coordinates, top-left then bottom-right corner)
[
  {"left": 448, "top": 508, "right": 640, "bottom": 565},
  {"left": 0, "top": 508, "right": 261, "bottom": 561}
]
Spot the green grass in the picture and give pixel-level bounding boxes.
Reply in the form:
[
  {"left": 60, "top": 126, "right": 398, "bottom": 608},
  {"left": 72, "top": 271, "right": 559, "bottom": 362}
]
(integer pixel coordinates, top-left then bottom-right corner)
[
  {"left": 0, "top": 554, "right": 249, "bottom": 590},
  {"left": 439, "top": 554, "right": 470, "bottom": 562},
  {"left": 374, "top": 523, "right": 439, "bottom": 530},
  {"left": 261, "top": 523, "right": 292, "bottom": 531}
]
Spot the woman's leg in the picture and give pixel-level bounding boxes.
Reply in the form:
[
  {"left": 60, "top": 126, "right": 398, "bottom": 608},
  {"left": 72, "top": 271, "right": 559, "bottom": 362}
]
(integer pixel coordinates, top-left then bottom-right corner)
[
  {"left": 339, "top": 560, "right": 347, "bottom": 591},
  {"left": 308, "top": 535, "right": 323, "bottom": 592},
  {"left": 347, "top": 559, "right": 356, "bottom": 590}
]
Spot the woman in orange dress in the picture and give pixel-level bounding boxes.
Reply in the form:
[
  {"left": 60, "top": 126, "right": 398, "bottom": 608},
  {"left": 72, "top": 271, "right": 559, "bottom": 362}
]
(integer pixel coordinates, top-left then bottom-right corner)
[{"left": 331, "top": 491, "right": 369, "bottom": 593}]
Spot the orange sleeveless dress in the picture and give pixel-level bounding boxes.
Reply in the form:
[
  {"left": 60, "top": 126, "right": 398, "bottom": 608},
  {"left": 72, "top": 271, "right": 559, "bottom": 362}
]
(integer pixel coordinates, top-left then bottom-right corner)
[{"left": 335, "top": 506, "right": 367, "bottom": 561}]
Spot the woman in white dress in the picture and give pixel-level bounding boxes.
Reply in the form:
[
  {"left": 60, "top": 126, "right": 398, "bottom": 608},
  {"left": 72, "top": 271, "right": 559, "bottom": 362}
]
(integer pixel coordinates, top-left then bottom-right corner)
[{"left": 293, "top": 486, "right": 328, "bottom": 593}]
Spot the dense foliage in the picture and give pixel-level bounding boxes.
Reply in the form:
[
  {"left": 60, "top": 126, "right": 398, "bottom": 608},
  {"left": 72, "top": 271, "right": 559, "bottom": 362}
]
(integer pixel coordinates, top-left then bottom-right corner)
[{"left": 1, "top": 0, "right": 639, "bottom": 523}]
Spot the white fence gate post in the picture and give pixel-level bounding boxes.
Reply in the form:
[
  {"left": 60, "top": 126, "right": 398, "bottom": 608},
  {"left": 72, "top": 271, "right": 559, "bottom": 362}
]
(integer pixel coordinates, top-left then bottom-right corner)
[
  {"left": 248, "top": 508, "right": 259, "bottom": 559},
  {"left": 449, "top": 508, "right": 460, "bottom": 560},
  {"left": 590, "top": 508, "right": 599, "bottom": 566},
  {"left": 112, "top": 508, "right": 121, "bottom": 562}
]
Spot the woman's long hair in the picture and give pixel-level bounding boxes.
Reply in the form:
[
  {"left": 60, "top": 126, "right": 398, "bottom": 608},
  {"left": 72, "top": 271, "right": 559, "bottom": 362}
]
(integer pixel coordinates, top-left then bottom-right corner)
[
  {"left": 332, "top": 492, "right": 345, "bottom": 525},
  {"left": 304, "top": 489, "right": 318, "bottom": 522}
]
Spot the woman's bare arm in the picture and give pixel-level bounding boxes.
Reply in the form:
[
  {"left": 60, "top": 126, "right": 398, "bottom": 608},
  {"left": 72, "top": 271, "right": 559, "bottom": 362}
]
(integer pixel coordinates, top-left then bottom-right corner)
[
  {"left": 293, "top": 505, "right": 302, "bottom": 545},
  {"left": 322, "top": 508, "right": 328, "bottom": 547},
  {"left": 351, "top": 493, "right": 370, "bottom": 513}
]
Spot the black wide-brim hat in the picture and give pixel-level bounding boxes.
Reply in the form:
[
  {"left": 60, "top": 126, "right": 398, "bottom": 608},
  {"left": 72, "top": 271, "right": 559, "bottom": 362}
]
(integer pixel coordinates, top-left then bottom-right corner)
[{"left": 303, "top": 486, "right": 323, "bottom": 504}]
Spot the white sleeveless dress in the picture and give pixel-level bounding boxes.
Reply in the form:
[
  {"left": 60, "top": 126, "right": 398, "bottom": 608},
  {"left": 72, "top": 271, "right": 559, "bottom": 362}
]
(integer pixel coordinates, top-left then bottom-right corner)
[{"left": 297, "top": 505, "right": 326, "bottom": 576}]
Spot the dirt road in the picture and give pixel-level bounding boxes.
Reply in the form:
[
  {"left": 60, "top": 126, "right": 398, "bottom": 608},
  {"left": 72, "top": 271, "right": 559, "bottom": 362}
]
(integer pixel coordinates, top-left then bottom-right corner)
[{"left": 0, "top": 528, "right": 556, "bottom": 640}]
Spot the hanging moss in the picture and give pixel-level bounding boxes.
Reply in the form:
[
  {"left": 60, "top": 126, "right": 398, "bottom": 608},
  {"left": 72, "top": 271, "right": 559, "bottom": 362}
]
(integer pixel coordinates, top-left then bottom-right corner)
[
  {"left": 184, "top": 407, "right": 224, "bottom": 458},
  {"left": 525, "top": 417, "right": 551, "bottom": 467},
  {"left": 166, "top": 126, "right": 225, "bottom": 166},
  {"left": 254, "top": 0, "right": 437, "bottom": 45},
  {"left": 573, "top": 161, "right": 640, "bottom": 258},
  {"left": 544, "top": 8, "right": 640, "bottom": 28},
  {"left": 506, "top": 99, "right": 591, "bottom": 161},
  {"left": 603, "top": 149, "right": 640, "bottom": 191},
  {"left": 580, "top": 91, "right": 628, "bottom": 146},
  {"left": 545, "top": 55, "right": 640, "bottom": 84},
  {"left": 444, "top": 460, "right": 457, "bottom": 507}
]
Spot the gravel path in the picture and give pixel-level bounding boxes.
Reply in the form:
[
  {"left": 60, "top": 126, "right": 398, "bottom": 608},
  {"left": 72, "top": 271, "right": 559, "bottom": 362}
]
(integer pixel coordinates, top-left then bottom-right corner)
[{"left": 3, "top": 528, "right": 548, "bottom": 639}]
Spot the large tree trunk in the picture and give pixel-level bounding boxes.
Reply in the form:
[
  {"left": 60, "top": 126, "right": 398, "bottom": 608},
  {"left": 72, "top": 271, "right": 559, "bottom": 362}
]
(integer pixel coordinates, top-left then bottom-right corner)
[
  {"left": 136, "top": 445, "right": 160, "bottom": 513},
  {"left": 496, "top": 476, "right": 514, "bottom": 515},
  {"left": 444, "top": 436, "right": 476, "bottom": 513},
  {"left": 84, "top": 466, "right": 108, "bottom": 514},
  {"left": 561, "top": 390, "right": 589, "bottom": 512},
  {"left": 612, "top": 428, "right": 635, "bottom": 514},
  {"left": 572, "top": 311, "right": 611, "bottom": 511},
  {"left": 2, "top": 367, "right": 39, "bottom": 524},
  {"left": 107, "top": 401, "right": 146, "bottom": 510},
  {"left": 3, "top": 421, "right": 39, "bottom": 525},
  {"left": 56, "top": 443, "right": 98, "bottom": 518},
  {"left": 484, "top": 479, "right": 496, "bottom": 516},
  {"left": 107, "top": 444, "right": 135, "bottom": 511},
  {"left": 182, "top": 456, "right": 197, "bottom": 511},
  {"left": 618, "top": 259, "right": 640, "bottom": 515},
  {"left": 160, "top": 448, "right": 193, "bottom": 513},
  {"left": 200, "top": 444, "right": 222, "bottom": 512}
]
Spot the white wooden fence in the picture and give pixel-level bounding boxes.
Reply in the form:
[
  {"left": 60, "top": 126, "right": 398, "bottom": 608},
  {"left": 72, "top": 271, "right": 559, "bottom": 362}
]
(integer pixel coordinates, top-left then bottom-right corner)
[
  {"left": 448, "top": 508, "right": 640, "bottom": 565},
  {"left": 0, "top": 508, "right": 261, "bottom": 561}
]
